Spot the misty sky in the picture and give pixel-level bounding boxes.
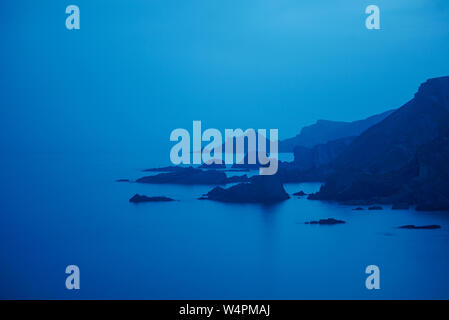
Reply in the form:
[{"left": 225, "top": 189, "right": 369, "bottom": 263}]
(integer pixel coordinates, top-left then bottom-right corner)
[{"left": 1, "top": 0, "right": 449, "bottom": 156}]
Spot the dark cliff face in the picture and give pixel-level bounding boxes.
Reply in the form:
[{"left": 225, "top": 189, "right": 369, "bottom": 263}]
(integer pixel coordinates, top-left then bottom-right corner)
[
  {"left": 334, "top": 76, "right": 449, "bottom": 174},
  {"left": 292, "top": 136, "right": 355, "bottom": 170},
  {"left": 407, "top": 132, "right": 449, "bottom": 210},
  {"left": 311, "top": 76, "right": 449, "bottom": 210}
]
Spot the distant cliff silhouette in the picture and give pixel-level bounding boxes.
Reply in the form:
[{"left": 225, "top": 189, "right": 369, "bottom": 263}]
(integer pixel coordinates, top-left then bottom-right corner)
[{"left": 279, "top": 109, "right": 395, "bottom": 152}]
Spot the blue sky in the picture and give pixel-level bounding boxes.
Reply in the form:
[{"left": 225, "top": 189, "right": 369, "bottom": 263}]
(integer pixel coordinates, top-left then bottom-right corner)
[{"left": 1, "top": 0, "right": 449, "bottom": 156}]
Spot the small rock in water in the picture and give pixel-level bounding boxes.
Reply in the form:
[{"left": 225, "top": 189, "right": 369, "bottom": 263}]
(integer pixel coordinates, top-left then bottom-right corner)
[
  {"left": 293, "top": 190, "right": 307, "bottom": 197},
  {"left": 352, "top": 207, "right": 364, "bottom": 211},
  {"left": 368, "top": 206, "right": 383, "bottom": 210},
  {"left": 129, "top": 194, "right": 175, "bottom": 203},
  {"left": 305, "top": 218, "right": 346, "bottom": 225},
  {"left": 398, "top": 225, "right": 441, "bottom": 230},
  {"left": 116, "top": 179, "right": 130, "bottom": 182}
]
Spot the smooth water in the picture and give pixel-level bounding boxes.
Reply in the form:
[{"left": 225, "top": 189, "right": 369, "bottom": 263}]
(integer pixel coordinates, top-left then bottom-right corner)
[{"left": 1, "top": 152, "right": 449, "bottom": 299}]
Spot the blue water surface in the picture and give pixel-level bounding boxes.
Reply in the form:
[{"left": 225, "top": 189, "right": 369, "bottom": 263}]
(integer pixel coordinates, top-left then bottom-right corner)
[{"left": 1, "top": 151, "right": 449, "bottom": 299}]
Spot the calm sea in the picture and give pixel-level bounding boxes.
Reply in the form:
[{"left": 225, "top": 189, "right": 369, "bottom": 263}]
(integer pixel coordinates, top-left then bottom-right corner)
[{"left": 1, "top": 151, "right": 449, "bottom": 299}]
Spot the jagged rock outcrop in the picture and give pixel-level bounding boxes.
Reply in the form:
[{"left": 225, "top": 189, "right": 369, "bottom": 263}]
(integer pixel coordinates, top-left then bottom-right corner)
[{"left": 201, "top": 175, "right": 289, "bottom": 203}]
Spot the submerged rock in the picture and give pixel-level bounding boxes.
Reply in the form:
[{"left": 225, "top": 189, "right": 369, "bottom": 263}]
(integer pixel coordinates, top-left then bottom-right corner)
[
  {"left": 415, "top": 202, "right": 449, "bottom": 212},
  {"left": 231, "top": 152, "right": 271, "bottom": 170},
  {"left": 225, "top": 168, "right": 250, "bottom": 172},
  {"left": 116, "top": 179, "right": 130, "bottom": 182},
  {"left": 352, "top": 207, "right": 364, "bottom": 211},
  {"left": 226, "top": 175, "right": 249, "bottom": 184},
  {"left": 392, "top": 203, "right": 410, "bottom": 210},
  {"left": 368, "top": 206, "right": 383, "bottom": 210},
  {"left": 202, "top": 175, "right": 290, "bottom": 203},
  {"left": 305, "top": 218, "right": 346, "bottom": 225},
  {"left": 136, "top": 167, "right": 244, "bottom": 185},
  {"left": 398, "top": 225, "right": 441, "bottom": 230},
  {"left": 293, "top": 190, "right": 307, "bottom": 197},
  {"left": 199, "top": 161, "right": 226, "bottom": 169},
  {"left": 129, "top": 194, "right": 175, "bottom": 203},
  {"left": 142, "top": 166, "right": 189, "bottom": 172}
]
